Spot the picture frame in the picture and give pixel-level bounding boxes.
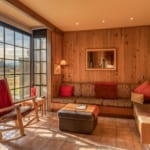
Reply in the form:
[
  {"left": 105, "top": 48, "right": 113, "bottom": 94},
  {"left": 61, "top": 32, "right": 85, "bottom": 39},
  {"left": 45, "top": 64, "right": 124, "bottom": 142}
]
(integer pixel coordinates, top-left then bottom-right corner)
[{"left": 86, "top": 48, "right": 116, "bottom": 70}]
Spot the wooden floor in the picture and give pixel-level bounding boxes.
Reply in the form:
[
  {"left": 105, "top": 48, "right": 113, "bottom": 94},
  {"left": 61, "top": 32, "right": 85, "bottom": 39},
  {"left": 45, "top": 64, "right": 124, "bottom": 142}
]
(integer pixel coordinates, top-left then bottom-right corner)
[{"left": 1, "top": 112, "right": 150, "bottom": 150}]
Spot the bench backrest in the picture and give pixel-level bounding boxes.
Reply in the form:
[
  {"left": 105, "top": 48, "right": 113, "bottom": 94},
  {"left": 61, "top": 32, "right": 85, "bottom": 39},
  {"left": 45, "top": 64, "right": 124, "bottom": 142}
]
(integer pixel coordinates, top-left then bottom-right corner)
[{"left": 61, "top": 82, "right": 138, "bottom": 99}]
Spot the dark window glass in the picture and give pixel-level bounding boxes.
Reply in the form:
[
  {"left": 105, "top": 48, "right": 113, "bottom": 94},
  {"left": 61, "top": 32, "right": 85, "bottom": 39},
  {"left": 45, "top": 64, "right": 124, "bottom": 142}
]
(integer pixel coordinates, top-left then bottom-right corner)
[
  {"left": 24, "top": 35, "right": 30, "bottom": 48},
  {"left": 24, "top": 74, "right": 30, "bottom": 86},
  {"left": 15, "top": 60, "right": 23, "bottom": 74},
  {"left": 15, "top": 75, "right": 23, "bottom": 88},
  {"left": 41, "top": 38, "right": 46, "bottom": 49},
  {"left": 0, "top": 43, "right": 4, "bottom": 58},
  {"left": 41, "top": 50, "right": 46, "bottom": 61},
  {"left": 34, "top": 39, "right": 40, "bottom": 49},
  {"left": 15, "top": 47, "right": 23, "bottom": 60},
  {"left": 24, "top": 48, "right": 30, "bottom": 60},
  {"left": 6, "top": 75, "right": 14, "bottom": 90},
  {"left": 41, "top": 74, "right": 46, "bottom": 84},
  {"left": 10, "top": 89, "right": 15, "bottom": 100},
  {"left": 24, "top": 61, "right": 30, "bottom": 73},
  {"left": 0, "top": 26, "right": 4, "bottom": 42},
  {"left": 41, "top": 62, "right": 46, "bottom": 73},
  {"left": 34, "top": 62, "right": 40, "bottom": 73},
  {"left": 15, "top": 32, "right": 22, "bottom": 47},
  {"left": 5, "top": 28, "right": 14, "bottom": 45},
  {"left": 34, "top": 74, "right": 40, "bottom": 84},
  {"left": 41, "top": 86, "right": 47, "bottom": 96},
  {"left": 5, "top": 60, "right": 14, "bottom": 74},
  {"left": 5, "top": 44, "right": 14, "bottom": 59},
  {"left": 24, "top": 87, "right": 30, "bottom": 97},
  {"left": 0, "top": 59, "right": 4, "bottom": 74},
  {"left": 34, "top": 50, "right": 40, "bottom": 61},
  {"left": 15, "top": 88, "right": 23, "bottom": 102}
]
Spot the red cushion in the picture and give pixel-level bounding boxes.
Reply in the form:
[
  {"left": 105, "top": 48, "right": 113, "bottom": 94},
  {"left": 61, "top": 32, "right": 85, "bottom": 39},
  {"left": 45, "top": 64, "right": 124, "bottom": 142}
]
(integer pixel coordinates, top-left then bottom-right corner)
[
  {"left": 134, "top": 81, "right": 150, "bottom": 103},
  {"left": 134, "top": 81, "right": 149, "bottom": 93},
  {"left": 95, "top": 82, "right": 117, "bottom": 99},
  {"left": 0, "top": 79, "right": 13, "bottom": 114},
  {"left": 59, "top": 85, "right": 73, "bottom": 97}
]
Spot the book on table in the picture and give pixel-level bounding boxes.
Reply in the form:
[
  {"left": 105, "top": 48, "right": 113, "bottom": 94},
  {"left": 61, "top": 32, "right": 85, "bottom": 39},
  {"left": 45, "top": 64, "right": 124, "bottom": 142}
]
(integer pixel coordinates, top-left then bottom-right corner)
[{"left": 76, "top": 104, "right": 87, "bottom": 110}]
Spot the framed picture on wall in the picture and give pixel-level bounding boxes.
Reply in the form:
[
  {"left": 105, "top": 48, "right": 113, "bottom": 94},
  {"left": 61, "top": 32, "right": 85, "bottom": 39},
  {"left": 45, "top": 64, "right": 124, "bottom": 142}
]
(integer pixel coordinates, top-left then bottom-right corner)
[{"left": 54, "top": 64, "right": 61, "bottom": 75}]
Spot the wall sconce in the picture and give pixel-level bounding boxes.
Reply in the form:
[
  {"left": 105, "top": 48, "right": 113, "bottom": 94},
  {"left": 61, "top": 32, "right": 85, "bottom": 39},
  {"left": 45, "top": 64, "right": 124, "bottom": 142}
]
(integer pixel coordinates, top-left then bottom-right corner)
[{"left": 60, "top": 59, "right": 68, "bottom": 66}]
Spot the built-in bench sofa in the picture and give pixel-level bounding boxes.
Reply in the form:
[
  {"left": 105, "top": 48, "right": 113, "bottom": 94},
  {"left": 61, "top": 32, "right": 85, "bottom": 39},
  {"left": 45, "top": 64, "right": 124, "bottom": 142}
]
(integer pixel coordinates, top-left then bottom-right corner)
[{"left": 51, "top": 82, "right": 138, "bottom": 117}]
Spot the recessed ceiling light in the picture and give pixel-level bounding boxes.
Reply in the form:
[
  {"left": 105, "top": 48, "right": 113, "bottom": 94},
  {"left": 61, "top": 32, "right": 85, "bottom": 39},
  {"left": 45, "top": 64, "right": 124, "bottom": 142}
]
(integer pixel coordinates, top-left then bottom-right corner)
[
  {"left": 130, "top": 17, "right": 134, "bottom": 21},
  {"left": 101, "top": 20, "right": 105, "bottom": 23},
  {"left": 75, "top": 22, "right": 79, "bottom": 26}
]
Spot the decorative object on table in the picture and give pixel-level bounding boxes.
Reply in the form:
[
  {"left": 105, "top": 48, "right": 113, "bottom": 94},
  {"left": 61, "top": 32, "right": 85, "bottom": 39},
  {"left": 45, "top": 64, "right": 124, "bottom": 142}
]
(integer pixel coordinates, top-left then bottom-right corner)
[{"left": 76, "top": 104, "right": 87, "bottom": 110}]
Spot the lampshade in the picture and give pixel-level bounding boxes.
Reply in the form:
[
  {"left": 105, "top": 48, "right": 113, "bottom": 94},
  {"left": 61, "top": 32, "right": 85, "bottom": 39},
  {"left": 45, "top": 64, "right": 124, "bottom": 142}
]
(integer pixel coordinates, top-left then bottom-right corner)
[{"left": 60, "top": 60, "right": 67, "bottom": 66}]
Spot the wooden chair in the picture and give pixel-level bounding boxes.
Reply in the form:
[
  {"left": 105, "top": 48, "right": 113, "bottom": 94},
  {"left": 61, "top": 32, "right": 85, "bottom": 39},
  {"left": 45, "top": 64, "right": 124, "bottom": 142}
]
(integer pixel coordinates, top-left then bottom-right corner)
[{"left": 0, "top": 79, "right": 39, "bottom": 142}]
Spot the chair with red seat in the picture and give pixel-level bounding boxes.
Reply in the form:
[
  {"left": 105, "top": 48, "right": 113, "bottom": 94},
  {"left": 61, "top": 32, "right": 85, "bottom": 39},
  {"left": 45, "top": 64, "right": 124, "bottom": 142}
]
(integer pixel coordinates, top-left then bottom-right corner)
[{"left": 0, "top": 79, "right": 39, "bottom": 142}]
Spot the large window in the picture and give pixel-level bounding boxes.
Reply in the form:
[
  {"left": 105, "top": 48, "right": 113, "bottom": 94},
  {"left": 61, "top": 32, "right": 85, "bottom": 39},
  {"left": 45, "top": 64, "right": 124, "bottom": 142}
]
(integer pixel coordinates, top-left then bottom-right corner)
[
  {"left": 0, "top": 22, "right": 31, "bottom": 102},
  {"left": 33, "top": 29, "right": 47, "bottom": 97}
]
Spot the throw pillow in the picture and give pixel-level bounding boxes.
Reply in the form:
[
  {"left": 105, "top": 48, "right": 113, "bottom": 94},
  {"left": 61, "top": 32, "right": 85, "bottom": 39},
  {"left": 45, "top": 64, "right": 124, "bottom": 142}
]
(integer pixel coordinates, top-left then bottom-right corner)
[
  {"left": 140, "top": 84, "right": 150, "bottom": 103},
  {"left": 131, "top": 92, "right": 144, "bottom": 104},
  {"left": 94, "top": 82, "right": 117, "bottom": 99},
  {"left": 59, "top": 85, "right": 73, "bottom": 97},
  {"left": 134, "top": 81, "right": 150, "bottom": 103},
  {"left": 134, "top": 81, "right": 149, "bottom": 93}
]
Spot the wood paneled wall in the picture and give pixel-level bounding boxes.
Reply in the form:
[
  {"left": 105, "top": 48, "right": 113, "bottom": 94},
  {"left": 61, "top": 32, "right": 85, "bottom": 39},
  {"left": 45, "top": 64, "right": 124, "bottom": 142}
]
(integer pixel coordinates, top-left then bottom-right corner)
[
  {"left": 62, "top": 26, "right": 150, "bottom": 83},
  {"left": 49, "top": 31, "right": 63, "bottom": 108}
]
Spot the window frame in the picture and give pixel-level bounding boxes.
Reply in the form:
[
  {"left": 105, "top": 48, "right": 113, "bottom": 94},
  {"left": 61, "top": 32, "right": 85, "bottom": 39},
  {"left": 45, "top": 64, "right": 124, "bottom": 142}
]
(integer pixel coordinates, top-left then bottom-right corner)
[
  {"left": 33, "top": 29, "right": 47, "bottom": 97},
  {"left": 0, "top": 21, "right": 32, "bottom": 102}
]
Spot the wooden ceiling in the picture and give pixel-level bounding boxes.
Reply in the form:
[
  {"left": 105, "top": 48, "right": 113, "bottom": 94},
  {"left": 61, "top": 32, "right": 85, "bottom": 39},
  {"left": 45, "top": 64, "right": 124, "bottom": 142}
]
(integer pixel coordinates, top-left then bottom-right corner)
[{"left": 1, "top": 0, "right": 150, "bottom": 31}]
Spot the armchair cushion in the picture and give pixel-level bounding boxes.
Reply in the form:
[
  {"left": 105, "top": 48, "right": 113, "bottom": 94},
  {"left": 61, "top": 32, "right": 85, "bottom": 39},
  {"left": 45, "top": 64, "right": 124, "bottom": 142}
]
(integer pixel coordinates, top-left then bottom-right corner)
[{"left": 0, "top": 79, "right": 13, "bottom": 114}]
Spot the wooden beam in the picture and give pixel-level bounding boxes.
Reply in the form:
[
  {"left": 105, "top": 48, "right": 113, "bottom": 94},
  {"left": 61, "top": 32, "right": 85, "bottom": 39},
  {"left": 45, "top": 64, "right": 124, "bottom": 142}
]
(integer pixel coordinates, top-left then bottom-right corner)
[{"left": 5, "top": 0, "right": 63, "bottom": 33}]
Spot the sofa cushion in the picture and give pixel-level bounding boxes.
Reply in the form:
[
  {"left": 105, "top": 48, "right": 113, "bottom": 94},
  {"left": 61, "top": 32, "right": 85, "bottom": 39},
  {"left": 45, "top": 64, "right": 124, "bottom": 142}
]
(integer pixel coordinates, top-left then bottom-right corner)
[
  {"left": 52, "top": 97, "right": 76, "bottom": 104},
  {"left": 59, "top": 85, "right": 73, "bottom": 97},
  {"left": 102, "top": 99, "right": 132, "bottom": 108},
  {"left": 81, "top": 83, "right": 95, "bottom": 97},
  {"left": 117, "top": 84, "right": 131, "bottom": 99},
  {"left": 76, "top": 97, "right": 103, "bottom": 105},
  {"left": 131, "top": 92, "right": 144, "bottom": 104},
  {"left": 94, "top": 82, "right": 117, "bottom": 99}
]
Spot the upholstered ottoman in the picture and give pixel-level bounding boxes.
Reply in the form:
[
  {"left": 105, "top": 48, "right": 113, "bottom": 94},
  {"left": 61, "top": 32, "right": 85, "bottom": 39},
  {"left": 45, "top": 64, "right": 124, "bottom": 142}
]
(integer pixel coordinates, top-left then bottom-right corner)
[{"left": 57, "top": 103, "right": 99, "bottom": 134}]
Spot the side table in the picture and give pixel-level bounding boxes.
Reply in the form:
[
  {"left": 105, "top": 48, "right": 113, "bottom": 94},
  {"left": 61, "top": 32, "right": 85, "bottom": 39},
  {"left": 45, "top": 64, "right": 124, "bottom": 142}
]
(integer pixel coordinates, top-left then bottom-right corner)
[
  {"left": 22, "top": 97, "right": 46, "bottom": 116},
  {"left": 36, "top": 97, "right": 46, "bottom": 116}
]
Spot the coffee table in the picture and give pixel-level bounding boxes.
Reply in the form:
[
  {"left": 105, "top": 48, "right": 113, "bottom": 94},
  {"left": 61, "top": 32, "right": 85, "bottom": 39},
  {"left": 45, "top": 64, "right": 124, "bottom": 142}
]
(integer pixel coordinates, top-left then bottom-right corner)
[{"left": 58, "top": 103, "right": 99, "bottom": 134}]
